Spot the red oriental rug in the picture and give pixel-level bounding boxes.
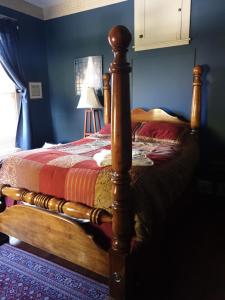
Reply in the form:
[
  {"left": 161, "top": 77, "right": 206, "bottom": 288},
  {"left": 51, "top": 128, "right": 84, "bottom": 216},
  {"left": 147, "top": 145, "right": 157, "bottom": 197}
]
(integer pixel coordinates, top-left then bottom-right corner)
[{"left": 0, "top": 244, "right": 108, "bottom": 299}]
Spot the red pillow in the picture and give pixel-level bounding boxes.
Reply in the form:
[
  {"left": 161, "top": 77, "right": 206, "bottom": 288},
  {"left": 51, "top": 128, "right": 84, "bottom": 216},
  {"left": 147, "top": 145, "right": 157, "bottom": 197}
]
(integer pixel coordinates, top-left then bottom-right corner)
[
  {"left": 99, "top": 122, "right": 141, "bottom": 139},
  {"left": 135, "top": 121, "right": 190, "bottom": 144},
  {"left": 99, "top": 123, "right": 111, "bottom": 135}
]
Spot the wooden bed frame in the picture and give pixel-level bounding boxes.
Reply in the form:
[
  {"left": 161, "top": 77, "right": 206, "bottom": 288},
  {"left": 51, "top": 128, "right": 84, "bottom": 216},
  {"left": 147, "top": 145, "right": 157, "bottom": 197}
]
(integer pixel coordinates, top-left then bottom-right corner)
[{"left": 0, "top": 26, "right": 202, "bottom": 299}]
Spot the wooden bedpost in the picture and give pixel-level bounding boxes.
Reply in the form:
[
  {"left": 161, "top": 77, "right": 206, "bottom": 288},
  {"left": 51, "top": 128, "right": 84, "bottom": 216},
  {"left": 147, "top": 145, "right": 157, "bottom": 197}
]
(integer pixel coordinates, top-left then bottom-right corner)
[
  {"left": 0, "top": 185, "right": 9, "bottom": 244},
  {"left": 191, "top": 65, "right": 202, "bottom": 132},
  {"left": 103, "top": 72, "right": 111, "bottom": 125},
  {"left": 108, "top": 26, "right": 132, "bottom": 299},
  {"left": 0, "top": 186, "right": 6, "bottom": 213}
]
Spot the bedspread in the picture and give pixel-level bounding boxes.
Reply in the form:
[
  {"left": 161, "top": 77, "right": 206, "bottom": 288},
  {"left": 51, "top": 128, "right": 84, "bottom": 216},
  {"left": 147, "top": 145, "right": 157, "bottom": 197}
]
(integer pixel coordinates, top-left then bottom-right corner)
[{"left": 0, "top": 135, "right": 199, "bottom": 241}]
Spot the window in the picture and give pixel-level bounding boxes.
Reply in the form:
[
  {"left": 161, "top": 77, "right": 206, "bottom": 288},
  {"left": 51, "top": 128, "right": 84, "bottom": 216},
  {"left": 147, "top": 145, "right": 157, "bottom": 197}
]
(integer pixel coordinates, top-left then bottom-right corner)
[
  {"left": 0, "top": 63, "right": 20, "bottom": 151},
  {"left": 74, "top": 56, "right": 102, "bottom": 96}
]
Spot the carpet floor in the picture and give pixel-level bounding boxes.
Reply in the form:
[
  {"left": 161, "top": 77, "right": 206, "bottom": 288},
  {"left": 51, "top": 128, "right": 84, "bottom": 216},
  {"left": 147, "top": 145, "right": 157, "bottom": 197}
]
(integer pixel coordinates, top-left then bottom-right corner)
[{"left": 0, "top": 244, "right": 109, "bottom": 300}]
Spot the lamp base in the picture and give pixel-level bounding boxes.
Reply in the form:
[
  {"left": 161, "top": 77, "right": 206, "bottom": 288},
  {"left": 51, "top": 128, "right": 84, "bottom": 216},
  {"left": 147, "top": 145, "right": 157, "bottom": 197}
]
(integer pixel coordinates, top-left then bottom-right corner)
[{"left": 84, "top": 109, "right": 101, "bottom": 137}]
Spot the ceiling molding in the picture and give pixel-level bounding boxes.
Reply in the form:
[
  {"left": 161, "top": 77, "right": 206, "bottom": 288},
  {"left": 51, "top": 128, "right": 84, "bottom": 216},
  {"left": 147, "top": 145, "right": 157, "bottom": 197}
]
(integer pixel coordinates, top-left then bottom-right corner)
[
  {"left": 0, "top": 0, "right": 127, "bottom": 21},
  {"left": 0, "top": 0, "right": 43, "bottom": 20}
]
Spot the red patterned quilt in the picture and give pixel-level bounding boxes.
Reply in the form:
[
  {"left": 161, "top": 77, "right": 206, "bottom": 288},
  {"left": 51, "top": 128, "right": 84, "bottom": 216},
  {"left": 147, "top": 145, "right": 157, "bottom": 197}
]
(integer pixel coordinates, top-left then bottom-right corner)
[{"left": 0, "top": 135, "right": 199, "bottom": 241}]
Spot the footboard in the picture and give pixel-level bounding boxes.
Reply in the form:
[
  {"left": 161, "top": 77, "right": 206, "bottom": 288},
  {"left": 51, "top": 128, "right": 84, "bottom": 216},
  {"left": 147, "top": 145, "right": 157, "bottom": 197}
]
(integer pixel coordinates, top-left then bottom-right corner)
[
  {"left": 0, "top": 204, "right": 109, "bottom": 276},
  {"left": 0, "top": 184, "right": 112, "bottom": 276}
]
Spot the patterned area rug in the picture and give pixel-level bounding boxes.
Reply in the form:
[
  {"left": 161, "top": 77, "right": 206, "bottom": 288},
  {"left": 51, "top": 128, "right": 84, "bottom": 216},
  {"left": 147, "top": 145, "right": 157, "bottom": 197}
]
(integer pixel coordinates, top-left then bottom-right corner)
[{"left": 0, "top": 244, "right": 109, "bottom": 299}]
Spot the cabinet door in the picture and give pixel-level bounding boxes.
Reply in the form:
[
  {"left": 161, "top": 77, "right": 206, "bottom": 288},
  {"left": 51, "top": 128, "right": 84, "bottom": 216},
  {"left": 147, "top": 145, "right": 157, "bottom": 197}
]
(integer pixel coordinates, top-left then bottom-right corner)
[{"left": 134, "top": 0, "right": 191, "bottom": 51}]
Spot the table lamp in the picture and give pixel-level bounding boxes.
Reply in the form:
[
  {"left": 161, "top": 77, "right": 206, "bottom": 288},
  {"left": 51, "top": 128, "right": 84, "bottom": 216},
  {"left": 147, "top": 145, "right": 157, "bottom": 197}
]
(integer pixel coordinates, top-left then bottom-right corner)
[{"left": 77, "top": 87, "right": 103, "bottom": 137}]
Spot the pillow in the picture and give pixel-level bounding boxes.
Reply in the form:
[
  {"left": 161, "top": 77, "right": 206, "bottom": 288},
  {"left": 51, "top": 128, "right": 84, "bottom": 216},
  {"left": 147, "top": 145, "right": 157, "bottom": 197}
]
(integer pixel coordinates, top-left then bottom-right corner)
[
  {"left": 98, "top": 123, "right": 111, "bottom": 135},
  {"left": 99, "top": 122, "right": 141, "bottom": 139},
  {"left": 134, "top": 121, "right": 190, "bottom": 144}
]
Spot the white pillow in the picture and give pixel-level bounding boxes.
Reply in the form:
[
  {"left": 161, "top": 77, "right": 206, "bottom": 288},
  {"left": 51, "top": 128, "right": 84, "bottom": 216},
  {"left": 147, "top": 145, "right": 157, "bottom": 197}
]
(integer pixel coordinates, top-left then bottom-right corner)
[{"left": 42, "top": 142, "right": 61, "bottom": 148}]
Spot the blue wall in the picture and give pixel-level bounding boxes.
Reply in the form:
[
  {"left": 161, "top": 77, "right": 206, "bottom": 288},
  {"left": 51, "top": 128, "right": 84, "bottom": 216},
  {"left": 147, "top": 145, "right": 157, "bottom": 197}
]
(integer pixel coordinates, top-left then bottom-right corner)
[
  {"left": 45, "top": 2, "right": 133, "bottom": 143},
  {"left": 45, "top": 0, "right": 225, "bottom": 157},
  {"left": 0, "top": 5, "right": 54, "bottom": 148}
]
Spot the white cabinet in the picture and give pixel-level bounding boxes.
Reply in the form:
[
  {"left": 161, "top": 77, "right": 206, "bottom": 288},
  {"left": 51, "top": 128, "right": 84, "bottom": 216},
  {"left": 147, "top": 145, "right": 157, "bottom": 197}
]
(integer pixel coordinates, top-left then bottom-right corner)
[{"left": 134, "top": 0, "right": 191, "bottom": 51}]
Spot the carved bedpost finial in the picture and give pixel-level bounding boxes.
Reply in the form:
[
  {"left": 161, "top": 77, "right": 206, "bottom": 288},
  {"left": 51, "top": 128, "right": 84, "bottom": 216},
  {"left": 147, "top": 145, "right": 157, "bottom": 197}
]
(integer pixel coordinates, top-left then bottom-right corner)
[
  {"left": 103, "top": 72, "right": 111, "bottom": 125},
  {"left": 108, "top": 25, "right": 132, "bottom": 52},
  {"left": 108, "top": 25, "right": 132, "bottom": 76},
  {"left": 103, "top": 72, "right": 110, "bottom": 80},
  {"left": 108, "top": 25, "right": 133, "bottom": 298},
  {"left": 191, "top": 65, "right": 202, "bottom": 132},
  {"left": 193, "top": 65, "right": 202, "bottom": 77}
]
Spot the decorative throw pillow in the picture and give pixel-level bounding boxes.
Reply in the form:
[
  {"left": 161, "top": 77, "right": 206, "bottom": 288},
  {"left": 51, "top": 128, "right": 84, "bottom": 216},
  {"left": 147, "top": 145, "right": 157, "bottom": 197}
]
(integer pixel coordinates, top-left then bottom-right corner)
[
  {"left": 99, "top": 122, "right": 141, "bottom": 139},
  {"left": 135, "top": 121, "right": 190, "bottom": 144},
  {"left": 98, "top": 123, "right": 111, "bottom": 135}
]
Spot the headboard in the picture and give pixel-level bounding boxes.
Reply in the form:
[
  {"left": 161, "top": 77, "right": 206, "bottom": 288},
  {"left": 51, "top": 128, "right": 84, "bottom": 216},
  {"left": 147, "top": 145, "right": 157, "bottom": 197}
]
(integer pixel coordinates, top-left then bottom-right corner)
[
  {"left": 131, "top": 108, "right": 188, "bottom": 124},
  {"left": 102, "top": 65, "right": 202, "bottom": 131}
]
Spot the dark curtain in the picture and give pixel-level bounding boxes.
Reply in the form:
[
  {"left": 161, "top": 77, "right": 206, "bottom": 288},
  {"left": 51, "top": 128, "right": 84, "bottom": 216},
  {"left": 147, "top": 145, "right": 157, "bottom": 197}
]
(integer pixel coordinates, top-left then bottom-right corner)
[{"left": 0, "top": 18, "right": 31, "bottom": 149}]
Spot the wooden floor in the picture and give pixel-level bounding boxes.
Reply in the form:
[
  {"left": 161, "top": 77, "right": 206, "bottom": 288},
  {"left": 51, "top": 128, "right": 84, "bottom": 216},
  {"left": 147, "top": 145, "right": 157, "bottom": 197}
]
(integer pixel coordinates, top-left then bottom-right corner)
[{"left": 1, "top": 194, "right": 225, "bottom": 299}]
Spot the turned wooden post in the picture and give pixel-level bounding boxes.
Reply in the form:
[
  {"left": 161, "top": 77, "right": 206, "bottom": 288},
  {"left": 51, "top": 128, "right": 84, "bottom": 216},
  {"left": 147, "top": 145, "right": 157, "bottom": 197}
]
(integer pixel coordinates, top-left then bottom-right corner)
[
  {"left": 0, "top": 185, "right": 9, "bottom": 244},
  {"left": 0, "top": 188, "right": 6, "bottom": 213},
  {"left": 103, "top": 73, "right": 111, "bottom": 125},
  {"left": 108, "top": 25, "right": 133, "bottom": 299},
  {"left": 191, "top": 65, "right": 202, "bottom": 132}
]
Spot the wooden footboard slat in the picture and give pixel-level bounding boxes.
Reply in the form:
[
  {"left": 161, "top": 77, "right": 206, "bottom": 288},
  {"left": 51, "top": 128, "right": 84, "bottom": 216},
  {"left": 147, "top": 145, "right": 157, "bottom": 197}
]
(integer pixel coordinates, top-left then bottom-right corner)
[{"left": 0, "top": 205, "right": 109, "bottom": 276}]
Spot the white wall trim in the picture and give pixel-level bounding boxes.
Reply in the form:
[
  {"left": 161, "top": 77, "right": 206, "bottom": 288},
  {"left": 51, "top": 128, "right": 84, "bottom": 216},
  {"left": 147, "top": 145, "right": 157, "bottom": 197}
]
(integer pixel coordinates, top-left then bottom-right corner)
[
  {"left": 0, "top": 0, "right": 43, "bottom": 20},
  {"left": 0, "top": 0, "right": 127, "bottom": 21}
]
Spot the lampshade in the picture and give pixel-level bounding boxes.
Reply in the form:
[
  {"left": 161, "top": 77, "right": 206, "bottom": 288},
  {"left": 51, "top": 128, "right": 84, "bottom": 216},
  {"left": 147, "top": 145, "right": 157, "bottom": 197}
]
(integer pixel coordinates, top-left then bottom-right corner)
[{"left": 77, "top": 87, "right": 103, "bottom": 109}]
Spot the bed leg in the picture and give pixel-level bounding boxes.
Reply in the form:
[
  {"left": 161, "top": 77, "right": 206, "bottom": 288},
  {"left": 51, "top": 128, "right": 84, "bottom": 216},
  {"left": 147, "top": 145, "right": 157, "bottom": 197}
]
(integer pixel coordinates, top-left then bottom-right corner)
[
  {"left": 0, "top": 232, "right": 8, "bottom": 245},
  {"left": 109, "top": 250, "right": 133, "bottom": 299},
  {"left": 0, "top": 195, "right": 6, "bottom": 213},
  {"left": 0, "top": 194, "right": 9, "bottom": 245}
]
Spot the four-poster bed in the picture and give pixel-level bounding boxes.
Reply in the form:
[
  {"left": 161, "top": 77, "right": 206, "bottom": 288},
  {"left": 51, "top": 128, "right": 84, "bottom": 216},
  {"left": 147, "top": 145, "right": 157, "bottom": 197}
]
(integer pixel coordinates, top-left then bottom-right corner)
[{"left": 0, "top": 26, "right": 202, "bottom": 299}]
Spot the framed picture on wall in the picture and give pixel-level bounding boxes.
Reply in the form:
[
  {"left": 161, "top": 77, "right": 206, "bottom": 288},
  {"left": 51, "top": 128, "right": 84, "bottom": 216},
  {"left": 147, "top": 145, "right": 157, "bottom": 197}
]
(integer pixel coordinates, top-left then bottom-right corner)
[
  {"left": 29, "top": 82, "right": 43, "bottom": 99},
  {"left": 74, "top": 56, "right": 102, "bottom": 96}
]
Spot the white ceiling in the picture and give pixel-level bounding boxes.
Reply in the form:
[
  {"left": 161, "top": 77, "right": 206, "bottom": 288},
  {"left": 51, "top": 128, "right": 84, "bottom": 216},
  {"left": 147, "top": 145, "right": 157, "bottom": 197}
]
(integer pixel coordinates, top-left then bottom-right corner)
[
  {"left": 24, "top": 0, "right": 65, "bottom": 8},
  {"left": 0, "top": 0, "right": 126, "bottom": 20}
]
